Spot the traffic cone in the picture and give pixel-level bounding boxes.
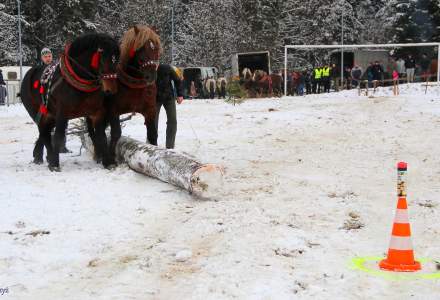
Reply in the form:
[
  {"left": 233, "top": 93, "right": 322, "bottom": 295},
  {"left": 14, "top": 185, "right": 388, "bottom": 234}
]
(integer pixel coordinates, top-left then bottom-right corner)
[{"left": 379, "top": 162, "right": 421, "bottom": 272}]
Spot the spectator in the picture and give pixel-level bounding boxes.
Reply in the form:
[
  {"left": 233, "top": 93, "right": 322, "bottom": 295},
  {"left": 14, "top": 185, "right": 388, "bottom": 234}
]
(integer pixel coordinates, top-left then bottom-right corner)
[
  {"left": 366, "top": 62, "right": 374, "bottom": 88},
  {"left": 156, "top": 64, "right": 184, "bottom": 149},
  {"left": 0, "top": 69, "right": 5, "bottom": 85},
  {"left": 304, "top": 70, "right": 312, "bottom": 95},
  {"left": 405, "top": 54, "right": 416, "bottom": 83},
  {"left": 297, "top": 72, "right": 305, "bottom": 96},
  {"left": 351, "top": 65, "right": 363, "bottom": 88},
  {"left": 322, "top": 63, "right": 331, "bottom": 93},
  {"left": 392, "top": 69, "right": 399, "bottom": 96},
  {"left": 330, "top": 63, "right": 339, "bottom": 91},
  {"left": 396, "top": 57, "right": 406, "bottom": 78},
  {"left": 420, "top": 53, "right": 431, "bottom": 82},
  {"left": 0, "top": 71, "right": 6, "bottom": 105},
  {"left": 372, "top": 61, "right": 384, "bottom": 88},
  {"left": 344, "top": 66, "right": 352, "bottom": 90},
  {"left": 292, "top": 71, "right": 300, "bottom": 95}
]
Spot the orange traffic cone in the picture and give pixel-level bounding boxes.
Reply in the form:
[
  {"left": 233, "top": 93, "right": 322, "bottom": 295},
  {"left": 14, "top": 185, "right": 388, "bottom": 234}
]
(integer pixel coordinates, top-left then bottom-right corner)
[{"left": 379, "top": 162, "right": 421, "bottom": 272}]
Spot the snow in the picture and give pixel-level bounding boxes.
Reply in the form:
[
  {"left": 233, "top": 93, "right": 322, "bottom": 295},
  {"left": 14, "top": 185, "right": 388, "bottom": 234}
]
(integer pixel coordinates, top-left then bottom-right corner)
[{"left": 1, "top": 83, "right": 440, "bottom": 299}]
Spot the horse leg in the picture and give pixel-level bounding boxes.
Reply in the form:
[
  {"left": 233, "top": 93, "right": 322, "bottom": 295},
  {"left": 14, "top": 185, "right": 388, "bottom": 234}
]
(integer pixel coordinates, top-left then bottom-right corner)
[
  {"left": 94, "top": 120, "right": 114, "bottom": 169},
  {"left": 108, "top": 116, "right": 121, "bottom": 166},
  {"left": 86, "top": 117, "right": 102, "bottom": 163},
  {"left": 50, "top": 116, "right": 68, "bottom": 172},
  {"left": 33, "top": 135, "right": 44, "bottom": 164}
]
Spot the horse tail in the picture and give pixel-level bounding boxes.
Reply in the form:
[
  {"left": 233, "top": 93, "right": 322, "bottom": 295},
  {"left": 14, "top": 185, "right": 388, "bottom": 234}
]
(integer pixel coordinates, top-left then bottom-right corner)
[{"left": 20, "top": 66, "right": 43, "bottom": 123}]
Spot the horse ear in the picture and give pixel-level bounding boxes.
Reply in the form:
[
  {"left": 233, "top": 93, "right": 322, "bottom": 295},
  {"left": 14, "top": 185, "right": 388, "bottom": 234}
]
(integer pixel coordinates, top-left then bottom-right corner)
[{"left": 133, "top": 25, "right": 140, "bottom": 35}]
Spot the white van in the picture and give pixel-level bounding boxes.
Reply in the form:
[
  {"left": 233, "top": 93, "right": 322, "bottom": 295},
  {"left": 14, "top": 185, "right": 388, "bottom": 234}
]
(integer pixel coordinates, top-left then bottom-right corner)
[{"left": 0, "top": 66, "right": 32, "bottom": 105}]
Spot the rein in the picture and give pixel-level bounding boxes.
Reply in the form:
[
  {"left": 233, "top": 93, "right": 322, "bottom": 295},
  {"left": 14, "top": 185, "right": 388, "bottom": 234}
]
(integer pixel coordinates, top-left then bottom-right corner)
[
  {"left": 117, "top": 64, "right": 153, "bottom": 89},
  {"left": 60, "top": 44, "right": 117, "bottom": 93}
]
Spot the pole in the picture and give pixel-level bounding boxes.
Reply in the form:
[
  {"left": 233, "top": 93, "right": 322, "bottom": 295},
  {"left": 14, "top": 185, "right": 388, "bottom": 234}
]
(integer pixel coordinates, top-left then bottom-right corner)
[
  {"left": 17, "top": 0, "right": 23, "bottom": 89},
  {"left": 171, "top": 0, "right": 175, "bottom": 65},
  {"left": 340, "top": 2, "right": 344, "bottom": 90},
  {"left": 284, "top": 47, "right": 287, "bottom": 96},
  {"left": 437, "top": 44, "right": 440, "bottom": 84}
]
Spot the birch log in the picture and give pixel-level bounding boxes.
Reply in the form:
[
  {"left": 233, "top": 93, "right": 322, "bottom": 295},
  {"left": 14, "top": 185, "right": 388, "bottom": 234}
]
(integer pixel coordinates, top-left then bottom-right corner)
[{"left": 81, "top": 134, "right": 224, "bottom": 199}]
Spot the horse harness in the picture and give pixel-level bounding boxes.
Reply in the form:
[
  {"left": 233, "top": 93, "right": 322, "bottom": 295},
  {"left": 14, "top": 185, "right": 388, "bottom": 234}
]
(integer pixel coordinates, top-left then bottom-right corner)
[{"left": 33, "top": 44, "right": 116, "bottom": 124}]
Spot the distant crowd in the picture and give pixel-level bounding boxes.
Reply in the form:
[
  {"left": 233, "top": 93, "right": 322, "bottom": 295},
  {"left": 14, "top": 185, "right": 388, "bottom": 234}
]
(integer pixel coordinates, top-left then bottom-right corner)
[{"left": 284, "top": 53, "right": 437, "bottom": 96}]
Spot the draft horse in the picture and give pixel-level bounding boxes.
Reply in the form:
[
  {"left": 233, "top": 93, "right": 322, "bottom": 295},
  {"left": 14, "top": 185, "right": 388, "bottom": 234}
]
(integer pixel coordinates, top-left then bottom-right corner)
[
  {"left": 98, "top": 25, "right": 161, "bottom": 162},
  {"left": 20, "top": 33, "right": 120, "bottom": 171}
]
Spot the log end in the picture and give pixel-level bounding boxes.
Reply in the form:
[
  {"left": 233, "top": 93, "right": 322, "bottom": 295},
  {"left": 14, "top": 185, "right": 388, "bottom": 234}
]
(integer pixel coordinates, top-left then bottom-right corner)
[{"left": 190, "top": 164, "right": 225, "bottom": 200}]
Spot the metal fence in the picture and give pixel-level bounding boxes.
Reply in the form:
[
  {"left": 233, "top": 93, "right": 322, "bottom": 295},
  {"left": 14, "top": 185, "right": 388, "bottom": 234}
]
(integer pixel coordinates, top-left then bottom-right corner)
[{"left": 2, "top": 80, "right": 21, "bottom": 106}]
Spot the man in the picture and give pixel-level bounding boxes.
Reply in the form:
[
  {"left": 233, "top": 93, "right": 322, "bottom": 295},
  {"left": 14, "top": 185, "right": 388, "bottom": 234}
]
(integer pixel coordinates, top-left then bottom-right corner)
[
  {"left": 396, "top": 57, "right": 406, "bottom": 78},
  {"left": 372, "top": 61, "right": 384, "bottom": 89},
  {"left": 405, "top": 54, "right": 416, "bottom": 83},
  {"left": 0, "top": 70, "right": 6, "bottom": 105},
  {"left": 39, "top": 47, "right": 70, "bottom": 153},
  {"left": 40, "top": 47, "right": 53, "bottom": 65},
  {"left": 321, "top": 63, "right": 331, "bottom": 93},
  {"left": 156, "top": 64, "right": 184, "bottom": 149},
  {"left": 312, "top": 66, "right": 322, "bottom": 94},
  {"left": 350, "top": 65, "right": 363, "bottom": 88}
]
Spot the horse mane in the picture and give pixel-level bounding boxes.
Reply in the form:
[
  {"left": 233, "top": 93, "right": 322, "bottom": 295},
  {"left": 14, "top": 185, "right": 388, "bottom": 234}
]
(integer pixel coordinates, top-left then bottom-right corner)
[
  {"left": 69, "top": 33, "right": 119, "bottom": 58},
  {"left": 120, "top": 25, "right": 162, "bottom": 64}
]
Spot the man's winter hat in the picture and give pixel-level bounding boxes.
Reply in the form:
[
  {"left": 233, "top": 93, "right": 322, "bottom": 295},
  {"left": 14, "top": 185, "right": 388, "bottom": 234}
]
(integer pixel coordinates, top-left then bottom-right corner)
[{"left": 41, "top": 48, "right": 52, "bottom": 56}]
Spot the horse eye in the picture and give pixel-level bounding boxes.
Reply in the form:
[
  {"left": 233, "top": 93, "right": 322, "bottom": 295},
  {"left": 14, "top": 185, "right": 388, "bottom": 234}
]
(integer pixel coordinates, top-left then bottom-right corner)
[{"left": 150, "top": 41, "right": 155, "bottom": 50}]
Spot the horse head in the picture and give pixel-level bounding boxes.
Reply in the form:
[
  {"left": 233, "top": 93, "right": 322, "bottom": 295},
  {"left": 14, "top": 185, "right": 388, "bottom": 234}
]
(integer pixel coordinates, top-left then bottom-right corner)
[
  {"left": 120, "top": 25, "right": 161, "bottom": 83},
  {"left": 67, "top": 33, "right": 120, "bottom": 95}
]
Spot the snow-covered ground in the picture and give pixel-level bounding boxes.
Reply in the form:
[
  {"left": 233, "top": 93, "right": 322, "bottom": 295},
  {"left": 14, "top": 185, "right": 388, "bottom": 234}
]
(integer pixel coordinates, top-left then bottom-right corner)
[{"left": 1, "top": 83, "right": 440, "bottom": 299}]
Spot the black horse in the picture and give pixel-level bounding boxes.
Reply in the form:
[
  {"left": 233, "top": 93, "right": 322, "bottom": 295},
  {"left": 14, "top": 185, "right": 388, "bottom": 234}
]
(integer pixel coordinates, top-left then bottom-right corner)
[{"left": 21, "top": 33, "right": 120, "bottom": 171}]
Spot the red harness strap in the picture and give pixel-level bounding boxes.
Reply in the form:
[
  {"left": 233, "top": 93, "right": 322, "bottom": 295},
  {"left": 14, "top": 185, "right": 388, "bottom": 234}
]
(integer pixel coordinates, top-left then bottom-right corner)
[{"left": 59, "top": 44, "right": 100, "bottom": 93}]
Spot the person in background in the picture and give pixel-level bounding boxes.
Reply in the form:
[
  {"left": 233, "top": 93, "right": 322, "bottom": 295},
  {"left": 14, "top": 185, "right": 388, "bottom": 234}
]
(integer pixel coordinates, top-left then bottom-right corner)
[
  {"left": 321, "top": 63, "right": 331, "bottom": 93},
  {"left": 396, "top": 57, "right": 406, "bottom": 79},
  {"left": 330, "top": 63, "right": 339, "bottom": 92},
  {"left": 297, "top": 71, "right": 305, "bottom": 96},
  {"left": 350, "top": 65, "right": 363, "bottom": 88},
  {"left": 0, "top": 69, "right": 5, "bottom": 85},
  {"left": 0, "top": 70, "right": 6, "bottom": 105},
  {"left": 312, "top": 66, "right": 322, "bottom": 94},
  {"left": 155, "top": 64, "right": 184, "bottom": 149},
  {"left": 420, "top": 53, "right": 431, "bottom": 82},
  {"left": 40, "top": 47, "right": 53, "bottom": 66},
  {"left": 392, "top": 69, "right": 399, "bottom": 96},
  {"left": 189, "top": 81, "right": 197, "bottom": 99},
  {"left": 405, "top": 54, "right": 416, "bottom": 83},
  {"left": 304, "top": 70, "right": 312, "bottom": 95},
  {"left": 372, "top": 61, "right": 384, "bottom": 89}
]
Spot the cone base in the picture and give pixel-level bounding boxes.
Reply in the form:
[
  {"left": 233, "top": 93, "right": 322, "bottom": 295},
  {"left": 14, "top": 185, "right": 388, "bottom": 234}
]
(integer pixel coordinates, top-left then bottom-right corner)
[{"left": 379, "top": 259, "right": 421, "bottom": 272}]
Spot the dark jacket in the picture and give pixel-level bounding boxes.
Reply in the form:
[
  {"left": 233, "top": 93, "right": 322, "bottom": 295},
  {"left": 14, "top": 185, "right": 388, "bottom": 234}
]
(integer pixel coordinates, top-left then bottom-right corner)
[
  {"left": 372, "top": 64, "right": 384, "bottom": 80},
  {"left": 0, "top": 71, "right": 5, "bottom": 85},
  {"left": 405, "top": 58, "right": 416, "bottom": 69},
  {"left": 156, "top": 64, "right": 183, "bottom": 102}
]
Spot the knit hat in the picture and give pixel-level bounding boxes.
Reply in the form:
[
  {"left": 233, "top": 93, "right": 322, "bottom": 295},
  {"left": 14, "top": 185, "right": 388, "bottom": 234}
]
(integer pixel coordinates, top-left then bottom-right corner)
[{"left": 41, "top": 48, "right": 52, "bottom": 56}]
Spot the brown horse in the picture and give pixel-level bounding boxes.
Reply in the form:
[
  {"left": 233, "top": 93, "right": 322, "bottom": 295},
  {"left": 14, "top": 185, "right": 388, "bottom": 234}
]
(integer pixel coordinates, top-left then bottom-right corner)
[
  {"left": 20, "top": 33, "right": 120, "bottom": 171},
  {"left": 101, "top": 25, "right": 161, "bottom": 162},
  {"left": 253, "top": 70, "right": 273, "bottom": 97}
]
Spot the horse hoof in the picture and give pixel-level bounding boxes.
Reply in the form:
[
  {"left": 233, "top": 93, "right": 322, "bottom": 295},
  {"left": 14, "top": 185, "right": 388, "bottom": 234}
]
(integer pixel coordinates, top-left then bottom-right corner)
[
  {"left": 104, "top": 163, "right": 117, "bottom": 170},
  {"left": 33, "top": 158, "right": 44, "bottom": 164},
  {"left": 49, "top": 166, "right": 61, "bottom": 172}
]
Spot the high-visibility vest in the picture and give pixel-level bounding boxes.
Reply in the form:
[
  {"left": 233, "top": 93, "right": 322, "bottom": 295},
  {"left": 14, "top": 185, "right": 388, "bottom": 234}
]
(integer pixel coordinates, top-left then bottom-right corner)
[
  {"left": 322, "top": 67, "right": 330, "bottom": 77},
  {"left": 314, "top": 68, "right": 322, "bottom": 79}
]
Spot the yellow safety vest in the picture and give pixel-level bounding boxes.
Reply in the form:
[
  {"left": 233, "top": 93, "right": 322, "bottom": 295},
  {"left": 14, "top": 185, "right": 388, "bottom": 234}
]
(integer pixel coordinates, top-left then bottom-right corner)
[
  {"left": 322, "top": 67, "right": 330, "bottom": 77},
  {"left": 314, "top": 68, "right": 322, "bottom": 79}
]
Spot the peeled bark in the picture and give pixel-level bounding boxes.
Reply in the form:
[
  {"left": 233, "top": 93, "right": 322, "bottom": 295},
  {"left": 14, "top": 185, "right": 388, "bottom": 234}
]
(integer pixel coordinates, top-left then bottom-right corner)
[{"left": 81, "top": 134, "right": 224, "bottom": 199}]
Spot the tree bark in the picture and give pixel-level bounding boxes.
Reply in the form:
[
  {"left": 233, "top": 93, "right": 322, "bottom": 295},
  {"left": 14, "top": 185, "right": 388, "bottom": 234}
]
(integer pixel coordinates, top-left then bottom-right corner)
[{"left": 81, "top": 134, "right": 224, "bottom": 199}]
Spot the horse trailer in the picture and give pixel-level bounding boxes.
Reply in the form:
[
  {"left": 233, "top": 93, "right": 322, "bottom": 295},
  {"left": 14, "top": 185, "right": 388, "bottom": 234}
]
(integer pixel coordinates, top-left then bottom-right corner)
[
  {"left": 182, "top": 67, "right": 218, "bottom": 99},
  {"left": 231, "top": 51, "right": 271, "bottom": 78}
]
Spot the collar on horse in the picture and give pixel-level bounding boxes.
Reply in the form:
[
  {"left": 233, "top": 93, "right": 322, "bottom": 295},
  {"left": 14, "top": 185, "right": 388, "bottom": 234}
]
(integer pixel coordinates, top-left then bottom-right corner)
[
  {"left": 117, "top": 65, "right": 153, "bottom": 89},
  {"left": 59, "top": 44, "right": 100, "bottom": 93}
]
